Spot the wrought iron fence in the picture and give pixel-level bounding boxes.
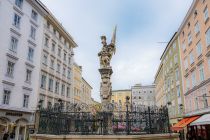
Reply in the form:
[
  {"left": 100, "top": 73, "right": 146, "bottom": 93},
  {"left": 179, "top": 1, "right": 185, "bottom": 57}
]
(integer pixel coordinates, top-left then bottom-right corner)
[{"left": 37, "top": 104, "right": 170, "bottom": 135}]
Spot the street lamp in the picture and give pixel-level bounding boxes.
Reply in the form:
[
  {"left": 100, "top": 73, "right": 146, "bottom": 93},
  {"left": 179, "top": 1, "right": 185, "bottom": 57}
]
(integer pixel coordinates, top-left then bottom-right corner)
[
  {"left": 37, "top": 100, "right": 43, "bottom": 110},
  {"left": 125, "top": 96, "right": 130, "bottom": 135}
]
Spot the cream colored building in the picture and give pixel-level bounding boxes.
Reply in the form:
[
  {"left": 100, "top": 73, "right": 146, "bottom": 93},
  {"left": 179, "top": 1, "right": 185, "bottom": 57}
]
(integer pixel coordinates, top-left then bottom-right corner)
[
  {"left": 73, "top": 63, "right": 82, "bottom": 104},
  {"left": 154, "top": 63, "right": 166, "bottom": 107},
  {"left": 81, "top": 78, "right": 92, "bottom": 105},
  {"left": 73, "top": 63, "right": 92, "bottom": 105},
  {"left": 111, "top": 90, "right": 131, "bottom": 111}
]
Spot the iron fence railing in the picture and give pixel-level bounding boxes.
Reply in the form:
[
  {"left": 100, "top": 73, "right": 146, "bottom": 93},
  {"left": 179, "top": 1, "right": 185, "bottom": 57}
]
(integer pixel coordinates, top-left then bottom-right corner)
[{"left": 37, "top": 105, "right": 170, "bottom": 135}]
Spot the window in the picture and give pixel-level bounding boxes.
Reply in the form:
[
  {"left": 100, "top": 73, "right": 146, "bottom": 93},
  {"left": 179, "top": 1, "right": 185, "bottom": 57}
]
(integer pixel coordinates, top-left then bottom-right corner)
[
  {"left": 67, "top": 87, "right": 70, "bottom": 97},
  {"left": 23, "top": 95, "right": 29, "bottom": 108},
  {"left": 203, "top": 94, "right": 208, "bottom": 108},
  {"left": 15, "top": 0, "right": 23, "bottom": 8},
  {"left": 204, "top": 7, "right": 209, "bottom": 22},
  {"left": 189, "top": 51, "right": 194, "bottom": 64},
  {"left": 63, "top": 67, "right": 66, "bottom": 76},
  {"left": 206, "top": 28, "right": 210, "bottom": 46},
  {"left": 44, "top": 37, "right": 49, "bottom": 47},
  {"left": 195, "top": 98, "right": 199, "bottom": 110},
  {"left": 68, "top": 57, "right": 71, "bottom": 65},
  {"left": 40, "top": 74, "right": 46, "bottom": 89},
  {"left": 13, "top": 13, "right": 21, "bottom": 28},
  {"left": 64, "top": 53, "right": 66, "bottom": 61},
  {"left": 25, "top": 69, "right": 32, "bottom": 83},
  {"left": 3, "top": 90, "right": 11, "bottom": 105},
  {"left": 48, "top": 78, "right": 53, "bottom": 91},
  {"left": 186, "top": 78, "right": 190, "bottom": 92},
  {"left": 55, "top": 81, "right": 60, "bottom": 94},
  {"left": 192, "top": 71, "right": 196, "bottom": 87},
  {"left": 194, "top": 22, "right": 200, "bottom": 34},
  {"left": 182, "top": 42, "right": 186, "bottom": 51},
  {"left": 27, "top": 47, "right": 34, "bottom": 61},
  {"left": 61, "top": 84, "right": 65, "bottom": 96},
  {"left": 175, "top": 68, "right": 179, "bottom": 81},
  {"left": 199, "top": 65, "right": 205, "bottom": 82},
  {"left": 176, "top": 86, "right": 180, "bottom": 97},
  {"left": 208, "top": 57, "right": 210, "bottom": 70},
  {"left": 58, "top": 48, "right": 61, "bottom": 57},
  {"left": 31, "top": 10, "right": 38, "bottom": 21},
  {"left": 30, "top": 26, "right": 36, "bottom": 40},
  {"left": 188, "top": 33, "right": 192, "bottom": 45},
  {"left": 184, "top": 58, "right": 188, "bottom": 70},
  {"left": 43, "top": 54, "right": 48, "bottom": 65},
  {"left": 174, "top": 54, "right": 178, "bottom": 64},
  {"left": 51, "top": 43, "right": 55, "bottom": 52},
  {"left": 10, "top": 37, "right": 18, "bottom": 52},
  {"left": 67, "top": 69, "right": 70, "bottom": 79},
  {"left": 50, "top": 59, "right": 54, "bottom": 69},
  {"left": 196, "top": 41, "right": 202, "bottom": 56},
  {"left": 6, "top": 61, "right": 15, "bottom": 77},
  {"left": 57, "top": 63, "right": 60, "bottom": 72},
  {"left": 173, "top": 42, "right": 176, "bottom": 49}
]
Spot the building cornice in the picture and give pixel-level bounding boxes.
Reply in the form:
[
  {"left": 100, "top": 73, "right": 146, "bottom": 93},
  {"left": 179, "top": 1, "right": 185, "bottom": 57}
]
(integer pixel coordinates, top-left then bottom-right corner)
[{"left": 177, "top": 0, "right": 197, "bottom": 34}]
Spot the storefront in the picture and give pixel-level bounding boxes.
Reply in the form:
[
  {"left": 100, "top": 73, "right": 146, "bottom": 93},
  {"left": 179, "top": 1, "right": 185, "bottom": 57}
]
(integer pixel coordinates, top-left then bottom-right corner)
[
  {"left": 0, "top": 109, "right": 35, "bottom": 140},
  {"left": 171, "top": 116, "right": 200, "bottom": 140},
  {"left": 188, "top": 114, "right": 210, "bottom": 140}
]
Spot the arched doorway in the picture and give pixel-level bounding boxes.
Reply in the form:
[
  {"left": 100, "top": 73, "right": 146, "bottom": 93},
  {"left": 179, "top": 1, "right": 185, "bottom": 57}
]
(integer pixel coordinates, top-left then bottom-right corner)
[
  {"left": 0, "top": 117, "right": 10, "bottom": 139},
  {"left": 15, "top": 118, "right": 29, "bottom": 140}
]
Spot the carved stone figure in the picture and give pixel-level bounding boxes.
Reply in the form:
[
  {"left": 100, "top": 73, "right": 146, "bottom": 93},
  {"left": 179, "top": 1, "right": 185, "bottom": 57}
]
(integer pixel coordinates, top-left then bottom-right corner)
[{"left": 98, "top": 26, "right": 117, "bottom": 110}]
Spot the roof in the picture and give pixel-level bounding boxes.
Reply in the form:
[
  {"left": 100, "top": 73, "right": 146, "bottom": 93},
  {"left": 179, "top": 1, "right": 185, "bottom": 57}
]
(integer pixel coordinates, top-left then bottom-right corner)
[
  {"left": 177, "top": 0, "right": 197, "bottom": 34},
  {"left": 82, "top": 77, "right": 93, "bottom": 89},
  {"left": 34, "top": 0, "right": 78, "bottom": 47},
  {"left": 112, "top": 89, "right": 131, "bottom": 92},
  {"left": 160, "top": 32, "right": 177, "bottom": 60}
]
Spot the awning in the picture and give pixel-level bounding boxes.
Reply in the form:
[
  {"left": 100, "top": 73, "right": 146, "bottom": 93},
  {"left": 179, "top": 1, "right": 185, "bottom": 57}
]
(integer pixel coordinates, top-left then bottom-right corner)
[
  {"left": 190, "top": 114, "right": 210, "bottom": 126},
  {"left": 171, "top": 116, "right": 200, "bottom": 131}
]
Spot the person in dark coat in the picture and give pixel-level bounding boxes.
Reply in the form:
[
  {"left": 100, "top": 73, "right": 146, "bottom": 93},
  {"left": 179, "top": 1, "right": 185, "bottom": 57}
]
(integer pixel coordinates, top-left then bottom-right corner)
[{"left": 3, "top": 131, "right": 9, "bottom": 140}]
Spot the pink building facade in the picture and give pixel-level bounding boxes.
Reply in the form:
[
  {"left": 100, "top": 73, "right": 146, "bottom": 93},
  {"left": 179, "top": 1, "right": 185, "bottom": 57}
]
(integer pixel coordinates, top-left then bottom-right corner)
[{"left": 178, "top": 0, "right": 210, "bottom": 116}]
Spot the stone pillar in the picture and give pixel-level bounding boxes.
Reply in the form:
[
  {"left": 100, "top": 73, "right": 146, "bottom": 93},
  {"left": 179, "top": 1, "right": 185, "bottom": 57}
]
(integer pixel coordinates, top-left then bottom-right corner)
[
  {"left": 99, "top": 68, "right": 113, "bottom": 110},
  {"left": 15, "top": 125, "right": 20, "bottom": 140}
]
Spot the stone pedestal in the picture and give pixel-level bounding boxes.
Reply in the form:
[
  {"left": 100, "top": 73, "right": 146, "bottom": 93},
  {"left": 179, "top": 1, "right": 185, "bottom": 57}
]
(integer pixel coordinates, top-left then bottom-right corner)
[{"left": 99, "top": 68, "right": 113, "bottom": 110}]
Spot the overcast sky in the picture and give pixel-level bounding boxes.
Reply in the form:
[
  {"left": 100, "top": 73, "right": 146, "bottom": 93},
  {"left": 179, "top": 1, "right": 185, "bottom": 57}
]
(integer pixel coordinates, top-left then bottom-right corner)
[{"left": 40, "top": 0, "right": 193, "bottom": 102}]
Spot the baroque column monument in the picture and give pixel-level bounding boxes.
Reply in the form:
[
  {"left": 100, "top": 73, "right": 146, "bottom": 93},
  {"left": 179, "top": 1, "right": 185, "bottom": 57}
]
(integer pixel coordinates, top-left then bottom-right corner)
[{"left": 98, "top": 26, "right": 117, "bottom": 111}]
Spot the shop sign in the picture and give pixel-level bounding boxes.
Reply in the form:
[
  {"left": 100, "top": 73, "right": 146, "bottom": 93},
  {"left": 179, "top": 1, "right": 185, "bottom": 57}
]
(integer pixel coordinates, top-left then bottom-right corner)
[{"left": 5, "top": 112, "right": 23, "bottom": 117}]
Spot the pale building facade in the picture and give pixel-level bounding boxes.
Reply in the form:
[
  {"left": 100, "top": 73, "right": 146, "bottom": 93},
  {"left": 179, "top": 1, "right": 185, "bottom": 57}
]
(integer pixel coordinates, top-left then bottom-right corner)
[
  {"left": 131, "top": 84, "right": 155, "bottom": 108},
  {"left": 111, "top": 90, "right": 131, "bottom": 111},
  {"left": 0, "top": 0, "right": 45, "bottom": 139},
  {"left": 73, "top": 63, "right": 92, "bottom": 105},
  {"left": 178, "top": 0, "right": 210, "bottom": 116},
  {"left": 160, "top": 33, "right": 184, "bottom": 125},
  {"left": 154, "top": 63, "right": 166, "bottom": 107},
  {"left": 0, "top": 0, "right": 77, "bottom": 139},
  {"left": 81, "top": 78, "right": 92, "bottom": 105},
  {"left": 73, "top": 63, "right": 82, "bottom": 104},
  {"left": 38, "top": 13, "right": 76, "bottom": 109}
]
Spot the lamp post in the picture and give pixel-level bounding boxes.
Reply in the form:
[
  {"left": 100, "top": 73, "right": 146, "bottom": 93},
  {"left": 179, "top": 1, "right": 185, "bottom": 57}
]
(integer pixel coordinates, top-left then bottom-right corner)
[{"left": 125, "top": 96, "right": 130, "bottom": 135}]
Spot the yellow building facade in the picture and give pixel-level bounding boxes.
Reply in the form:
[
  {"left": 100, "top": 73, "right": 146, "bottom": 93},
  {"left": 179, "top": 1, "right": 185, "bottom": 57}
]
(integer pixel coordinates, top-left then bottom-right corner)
[{"left": 111, "top": 90, "right": 131, "bottom": 111}]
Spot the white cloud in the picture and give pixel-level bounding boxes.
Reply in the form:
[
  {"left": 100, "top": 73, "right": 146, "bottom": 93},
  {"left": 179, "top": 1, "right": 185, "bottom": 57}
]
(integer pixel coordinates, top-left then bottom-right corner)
[{"left": 40, "top": 0, "right": 193, "bottom": 102}]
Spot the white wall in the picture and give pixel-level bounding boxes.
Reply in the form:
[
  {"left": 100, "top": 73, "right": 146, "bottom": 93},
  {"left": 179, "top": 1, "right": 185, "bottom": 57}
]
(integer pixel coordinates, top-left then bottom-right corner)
[{"left": 0, "top": 0, "right": 44, "bottom": 113}]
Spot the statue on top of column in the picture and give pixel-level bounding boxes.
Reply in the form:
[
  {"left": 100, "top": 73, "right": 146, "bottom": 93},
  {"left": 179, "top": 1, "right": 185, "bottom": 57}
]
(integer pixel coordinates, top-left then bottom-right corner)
[{"left": 98, "top": 26, "right": 117, "bottom": 68}]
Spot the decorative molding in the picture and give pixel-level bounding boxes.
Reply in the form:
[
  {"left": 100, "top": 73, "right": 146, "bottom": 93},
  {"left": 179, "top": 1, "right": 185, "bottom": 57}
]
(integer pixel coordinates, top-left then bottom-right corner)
[
  {"left": 25, "top": 62, "right": 35, "bottom": 68},
  {"left": 22, "top": 86, "right": 33, "bottom": 91},
  {"left": 28, "top": 40, "right": 37, "bottom": 47},
  {"left": 30, "top": 19, "right": 38, "bottom": 27},
  {"left": 10, "top": 28, "right": 21, "bottom": 37},
  {"left": 6, "top": 53, "right": 19, "bottom": 60},
  {"left": 2, "top": 80, "right": 15, "bottom": 86},
  {"left": 13, "top": 6, "right": 24, "bottom": 15},
  {"left": 185, "top": 78, "right": 210, "bottom": 96}
]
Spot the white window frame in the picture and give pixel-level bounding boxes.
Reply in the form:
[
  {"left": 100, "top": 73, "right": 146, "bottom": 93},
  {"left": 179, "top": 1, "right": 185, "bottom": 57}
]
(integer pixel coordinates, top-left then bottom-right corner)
[
  {"left": 3, "top": 90, "right": 11, "bottom": 105},
  {"left": 28, "top": 47, "right": 34, "bottom": 62},
  {"left": 23, "top": 94, "right": 29, "bottom": 108},
  {"left": 10, "top": 36, "right": 18, "bottom": 52},
  {"left": 30, "top": 26, "right": 36, "bottom": 40},
  {"left": 13, "top": 13, "right": 21, "bottom": 28}
]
